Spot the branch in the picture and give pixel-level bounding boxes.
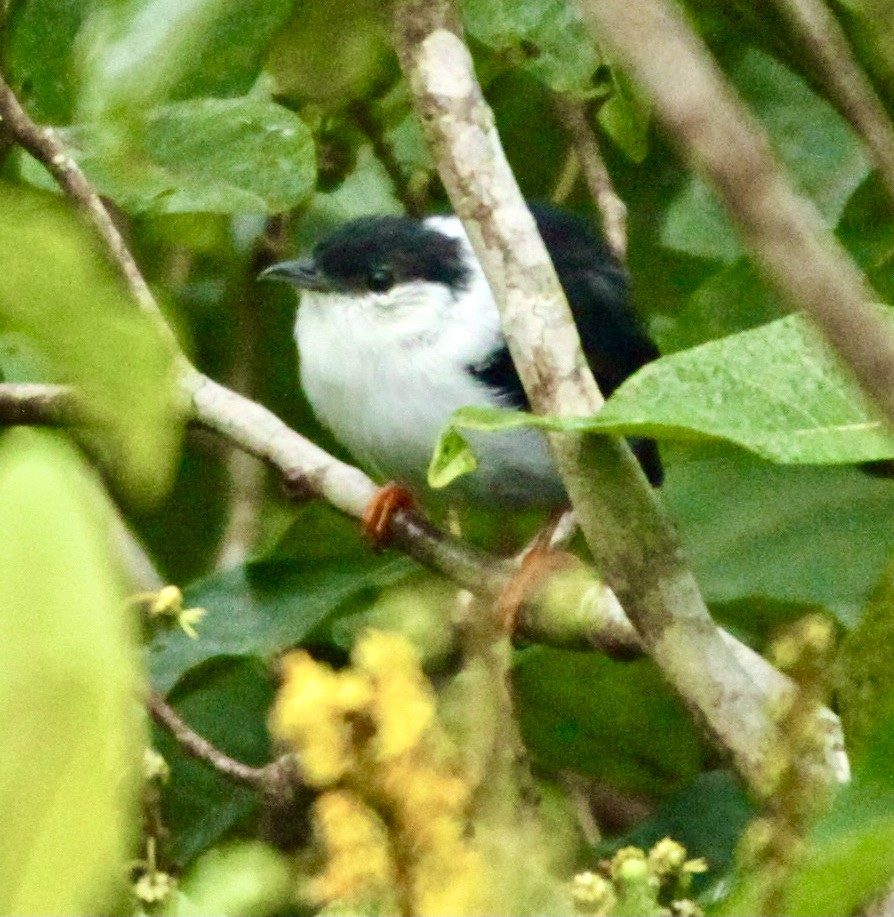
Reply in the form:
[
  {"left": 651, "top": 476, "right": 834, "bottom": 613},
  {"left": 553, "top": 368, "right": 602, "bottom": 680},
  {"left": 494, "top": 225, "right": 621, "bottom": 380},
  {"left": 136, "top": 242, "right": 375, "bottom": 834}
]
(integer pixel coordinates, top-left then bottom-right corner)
[
  {"left": 551, "top": 95, "right": 628, "bottom": 261},
  {"left": 769, "top": 0, "right": 894, "bottom": 210},
  {"left": 392, "top": 0, "right": 797, "bottom": 798},
  {"left": 574, "top": 0, "right": 894, "bottom": 431},
  {"left": 146, "top": 689, "right": 269, "bottom": 790}
]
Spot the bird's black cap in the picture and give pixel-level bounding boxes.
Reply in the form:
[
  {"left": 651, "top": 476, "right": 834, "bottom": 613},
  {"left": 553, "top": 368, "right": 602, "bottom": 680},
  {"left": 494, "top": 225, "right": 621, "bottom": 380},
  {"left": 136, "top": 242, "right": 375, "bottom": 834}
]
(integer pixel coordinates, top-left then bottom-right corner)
[{"left": 261, "top": 215, "right": 471, "bottom": 294}]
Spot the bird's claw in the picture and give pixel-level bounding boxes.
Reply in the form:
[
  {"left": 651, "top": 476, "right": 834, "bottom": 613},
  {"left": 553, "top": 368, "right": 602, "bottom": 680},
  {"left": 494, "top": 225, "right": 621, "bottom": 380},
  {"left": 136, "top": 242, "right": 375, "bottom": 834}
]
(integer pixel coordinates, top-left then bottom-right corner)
[{"left": 361, "top": 482, "right": 416, "bottom": 547}]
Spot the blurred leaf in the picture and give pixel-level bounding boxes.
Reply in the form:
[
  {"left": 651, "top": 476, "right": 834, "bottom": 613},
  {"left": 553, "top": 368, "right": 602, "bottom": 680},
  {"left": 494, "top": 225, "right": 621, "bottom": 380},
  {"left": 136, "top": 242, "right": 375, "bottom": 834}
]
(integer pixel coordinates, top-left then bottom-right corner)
[
  {"left": 75, "top": 0, "right": 291, "bottom": 120},
  {"left": 293, "top": 145, "right": 404, "bottom": 251},
  {"left": 4, "top": 0, "right": 93, "bottom": 123},
  {"left": 615, "top": 770, "right": 754, "bottom": 879},
  {"left": 513, "top": 647, "right": 705, "bottom": 796},
  {"left": 0, "top": 183, "right": 182, "bottom": 502},
  {"left": 0, "top": 430, "right": 140, "bottom": 914},
  {"left": 598, "top": 68, "right": 651, "bottom": 163},
  {"left": 70, "top": 97, "right": 316, "bottom": 214},
  {"left": 166, "top": 842, "right": 293, "bottom": 916},
  {"left": 149, "top": 504, "right": 418, "bottom": 692},
  {"left": 153, "top": 659, "right": 277, "bottom": 865},
  {"left": 429, "top": 313, "right": 894, "bottom": 481},
  {"left": 836, "top": 556, "right": 894, "bottom": 758},
  {"left": 663, "top": 444, "right": 894, "bottom": 620},
  {"left": 265, "top": 0, "right": 390, "bottom": 105},
  {"left": 461, "top": 0, "right": 602, "bottom": 94},
  {"left": 662, "top": 48, "right": 869, "bottom": 262},
  {"left": 654, "top": 260, "right": 784, "bottom": 353}
]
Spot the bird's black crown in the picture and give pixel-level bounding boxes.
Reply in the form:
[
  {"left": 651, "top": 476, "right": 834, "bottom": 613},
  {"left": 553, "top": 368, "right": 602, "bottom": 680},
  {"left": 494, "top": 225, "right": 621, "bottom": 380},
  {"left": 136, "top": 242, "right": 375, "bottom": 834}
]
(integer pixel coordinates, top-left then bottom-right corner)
[{"left": 312, "top": 216, "right": 471, "bottom": 293}]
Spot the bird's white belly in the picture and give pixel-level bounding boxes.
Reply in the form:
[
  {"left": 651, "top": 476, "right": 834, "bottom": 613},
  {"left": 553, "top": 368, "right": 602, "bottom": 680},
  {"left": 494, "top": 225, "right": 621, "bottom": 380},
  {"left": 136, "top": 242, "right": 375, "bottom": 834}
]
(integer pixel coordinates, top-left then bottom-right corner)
[{"left": 296, "top": 304, "right": 564, "bottom": 508}]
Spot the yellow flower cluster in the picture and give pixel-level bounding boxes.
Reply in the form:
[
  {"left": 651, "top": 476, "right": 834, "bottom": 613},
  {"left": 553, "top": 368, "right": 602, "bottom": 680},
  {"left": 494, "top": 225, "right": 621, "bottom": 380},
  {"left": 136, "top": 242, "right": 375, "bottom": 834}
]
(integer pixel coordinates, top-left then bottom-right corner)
[{"left": 270, "top": 630, "right": 486, "bottom": 915}]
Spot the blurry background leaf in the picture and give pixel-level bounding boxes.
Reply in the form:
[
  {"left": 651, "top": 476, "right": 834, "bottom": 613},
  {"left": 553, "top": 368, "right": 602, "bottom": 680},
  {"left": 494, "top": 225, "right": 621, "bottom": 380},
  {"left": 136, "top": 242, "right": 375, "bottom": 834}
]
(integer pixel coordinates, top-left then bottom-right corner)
[
  {"left": 461, "top": 0, "right": 603, "bottom": 95},
  {"left": 0, "top": 183, "right": 182, "bottom": 503},
  {"left": 75, "top": 0, "right": 288, "bottom": 121},
  {"left": 0, "top": 430, "right": 141, "bottom": 914},
  {"left": 165, "top": 841, "right": 293, "bottom": 916},
  {"left": 149, "top": 504, "right": 418, "bottom": 692},
  {"left": 67, "top": 97, "right": 316, "bottom": 215},
  {"left": 513, "top": 647, "right": 706, "bottom": 796}
]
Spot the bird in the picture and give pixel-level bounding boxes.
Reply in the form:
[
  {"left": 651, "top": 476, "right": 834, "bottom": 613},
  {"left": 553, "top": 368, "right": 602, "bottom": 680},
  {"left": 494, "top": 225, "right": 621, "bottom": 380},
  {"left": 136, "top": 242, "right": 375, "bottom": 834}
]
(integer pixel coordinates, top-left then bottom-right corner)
[{"left": 260, "top": 204, "right": 661, "bottom": 540}]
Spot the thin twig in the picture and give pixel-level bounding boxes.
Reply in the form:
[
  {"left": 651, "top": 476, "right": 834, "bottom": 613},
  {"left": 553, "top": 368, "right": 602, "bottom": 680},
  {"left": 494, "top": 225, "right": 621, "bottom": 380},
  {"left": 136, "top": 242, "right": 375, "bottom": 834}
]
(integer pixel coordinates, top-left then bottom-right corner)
[
  {"left": 551, "top": 95, "right": 628, "bottom": 261},
  {"left": 146, "top": 689, "right": 268, "bottom": 789},
  {"left": 770, "top": 0, "right": 894, "bottom": 210}
]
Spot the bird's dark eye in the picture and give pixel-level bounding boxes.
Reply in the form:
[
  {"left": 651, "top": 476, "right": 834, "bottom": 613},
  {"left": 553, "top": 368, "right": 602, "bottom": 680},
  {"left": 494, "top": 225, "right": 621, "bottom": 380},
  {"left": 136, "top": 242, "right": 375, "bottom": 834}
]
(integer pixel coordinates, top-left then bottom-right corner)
[{"left": 368, "top": 266, "right": 395, "bottom": 293}]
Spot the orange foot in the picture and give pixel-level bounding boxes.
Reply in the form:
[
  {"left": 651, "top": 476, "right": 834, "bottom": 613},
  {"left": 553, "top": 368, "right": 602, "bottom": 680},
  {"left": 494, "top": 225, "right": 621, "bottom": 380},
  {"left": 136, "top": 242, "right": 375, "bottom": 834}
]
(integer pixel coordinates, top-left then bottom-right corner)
[
  {"left": 361, "top": 482, "right": 416, "bottom": 548},
  {"left": 494, "top": 510, "right": 576, "bottom": 633}
]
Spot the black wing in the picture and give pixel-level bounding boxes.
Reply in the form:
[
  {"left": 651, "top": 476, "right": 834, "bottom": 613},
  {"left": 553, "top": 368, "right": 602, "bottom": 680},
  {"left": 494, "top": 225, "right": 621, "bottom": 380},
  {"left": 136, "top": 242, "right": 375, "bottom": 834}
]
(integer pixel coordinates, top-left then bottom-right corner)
[{"left": 468, "top": 203, "right": 663, "bottom": 485}]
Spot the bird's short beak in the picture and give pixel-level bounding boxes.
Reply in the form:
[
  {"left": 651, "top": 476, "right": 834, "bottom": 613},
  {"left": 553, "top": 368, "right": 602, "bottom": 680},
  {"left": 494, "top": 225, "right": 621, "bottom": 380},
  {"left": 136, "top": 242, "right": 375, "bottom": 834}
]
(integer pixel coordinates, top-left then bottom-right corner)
[{"left": 258, "top": 259, "right": 330, "bottom": 292}]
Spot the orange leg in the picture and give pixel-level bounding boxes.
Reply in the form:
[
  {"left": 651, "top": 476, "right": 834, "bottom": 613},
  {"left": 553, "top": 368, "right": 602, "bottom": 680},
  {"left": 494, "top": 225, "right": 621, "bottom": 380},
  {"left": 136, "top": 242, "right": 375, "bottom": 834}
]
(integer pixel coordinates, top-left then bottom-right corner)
[
  {"left": 361, "top": 482, "right": 416, "bottom": 547},
  {"left": 495, "top": 510, "right": 576, "bottom": 632}
]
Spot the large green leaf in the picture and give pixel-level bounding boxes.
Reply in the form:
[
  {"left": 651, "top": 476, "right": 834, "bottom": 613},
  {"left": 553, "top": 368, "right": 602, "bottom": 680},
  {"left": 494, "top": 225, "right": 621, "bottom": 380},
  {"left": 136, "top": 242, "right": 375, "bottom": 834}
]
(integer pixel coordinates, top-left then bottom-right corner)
[
  {"left": 429, "top": 313, "right": 894, "bottom": 483},
  {"left": 661, "top": 48, "right": 870, "bottom": 262},
  {"left": 0, "top": 430, "right": 140, "bottom": 914},
  {"left": 513, "top": 647, "right": 705, "bottom": 796},
  {"left": 67, "top": 97, "right": 316, "bottom": 215},
  {"left": 149, "top": 505, "right": 418, "bottom": 692},
  {"left": 461, "top": 0, "right": 602, "bottom": 94},
  {"left": 0, "top": 183, "right": 182, "bottom": 502},
  {"left": 662, "top": 445, "right": 894, "bottom": 620}
]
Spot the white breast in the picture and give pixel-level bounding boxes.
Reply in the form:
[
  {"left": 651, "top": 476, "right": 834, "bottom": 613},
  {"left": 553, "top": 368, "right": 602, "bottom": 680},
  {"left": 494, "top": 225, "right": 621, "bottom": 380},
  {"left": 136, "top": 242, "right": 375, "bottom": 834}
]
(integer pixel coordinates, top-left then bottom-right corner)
[{"left": 294, "top": 217, "right": 565, "bottom": 509}]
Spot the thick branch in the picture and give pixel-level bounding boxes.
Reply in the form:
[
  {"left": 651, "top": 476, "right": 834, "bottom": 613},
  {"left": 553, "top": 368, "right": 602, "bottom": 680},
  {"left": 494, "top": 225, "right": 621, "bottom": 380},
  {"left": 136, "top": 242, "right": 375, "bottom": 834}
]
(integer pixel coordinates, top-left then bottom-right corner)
[
  {"left": 551, "top": 96, "right": 628, "bottom": 261},
  {"left": 770, "top": 0, "right": 894, "bottom": 209},
  {"left": 574, "top": 0, "right": 894, "bottom": 431},
  {"left": 393, "top": 0, "right": 794, "bottom": 797}
]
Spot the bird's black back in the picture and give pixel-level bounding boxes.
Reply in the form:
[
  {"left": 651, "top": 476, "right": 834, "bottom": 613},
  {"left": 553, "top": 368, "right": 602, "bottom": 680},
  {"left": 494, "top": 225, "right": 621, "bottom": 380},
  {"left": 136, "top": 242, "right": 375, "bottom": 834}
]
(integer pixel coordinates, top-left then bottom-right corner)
[{"left": 470, "top": 203, "right": 663, "bottom": 485}]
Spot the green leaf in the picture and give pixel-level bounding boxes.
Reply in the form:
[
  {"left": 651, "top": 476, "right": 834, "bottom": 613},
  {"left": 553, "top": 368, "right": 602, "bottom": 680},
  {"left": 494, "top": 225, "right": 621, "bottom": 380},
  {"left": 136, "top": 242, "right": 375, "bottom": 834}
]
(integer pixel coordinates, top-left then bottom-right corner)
[
  {"left": 168, "top": 842, "right": 293, "bottom": 917},
  {"left": 75, "top": 0, "right": 292, "bottom": 120},
  {"left": 71, "top": 97, "right": 316, "bottom": 214},
  {"left": 597, "top": 68, "right": 651, "bottom": 163},
  {"left": 836, "top": 557, "right": 894, "bottom": 758},
  {"left": 663, "top": 444, "right": 894, "bottom": 619},
  {"left": 461, "top": 0, "right": 602, "bottom": 94},
  {"left": 149, "top": 504, "right": 418, "bottom": 692},
  {"left": 662, "top": 48, "right": 870, "bottom": 262},
  {"left": 513, "top": 647, "right": 705, "bottom": 795},
  {"left": 654, "top": 260, "right": 784, "bottom": 353},
  {"left": 428, "top": 425, "right": 478, "bottom": 488},
  {"left": 0, "top": 183, "right": 182, "bottom": 502},
  {"left": 153, "top": 659, "right": 278, "bottom": 865},
  {"left": 429, "top": 313, "right": 894, "bottom": 481},
  {"left": 4, "top": 0, "right": 93, "bottom": 123},
  {"left": 0, "top": 430, "right": 140, "bottom": 914}
]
